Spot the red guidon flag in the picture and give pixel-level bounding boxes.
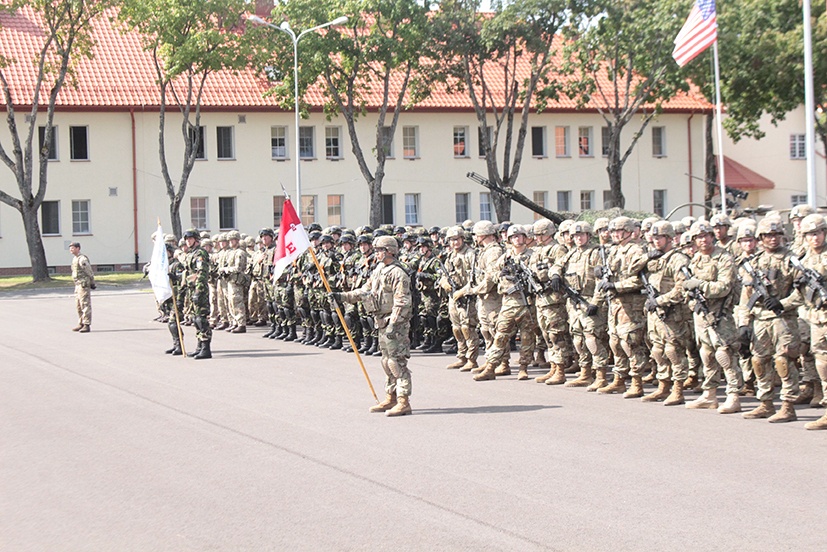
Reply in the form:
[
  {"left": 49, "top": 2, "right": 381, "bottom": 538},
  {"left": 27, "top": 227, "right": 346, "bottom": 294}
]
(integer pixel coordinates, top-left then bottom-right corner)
[
  {"left": 272, "top": 198, "right": 311, "bottom": 283},
  {"left": 673, "top": 0, "right": 717, "bottom": 67}
]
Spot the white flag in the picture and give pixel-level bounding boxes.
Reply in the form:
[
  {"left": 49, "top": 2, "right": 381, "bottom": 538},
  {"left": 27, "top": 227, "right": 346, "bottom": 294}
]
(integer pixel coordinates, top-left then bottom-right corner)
[
  {"left": 272, "top": 198, "right": 311, "bottom": 283},
  {"left": 148, "top": 223, "right": 173, "bottom": 303}
]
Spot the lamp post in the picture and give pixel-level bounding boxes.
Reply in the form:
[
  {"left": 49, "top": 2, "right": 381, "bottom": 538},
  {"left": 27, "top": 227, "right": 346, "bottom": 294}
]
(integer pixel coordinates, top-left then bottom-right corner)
[{"left": 247, "top": 14, "right": 348, "bottom": 220}]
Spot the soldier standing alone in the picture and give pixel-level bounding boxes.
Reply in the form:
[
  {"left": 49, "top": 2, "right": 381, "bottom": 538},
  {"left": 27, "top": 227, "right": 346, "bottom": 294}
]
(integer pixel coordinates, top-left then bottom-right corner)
[{"left": 69, "top": 241, "right": 96, "bottom": 332}]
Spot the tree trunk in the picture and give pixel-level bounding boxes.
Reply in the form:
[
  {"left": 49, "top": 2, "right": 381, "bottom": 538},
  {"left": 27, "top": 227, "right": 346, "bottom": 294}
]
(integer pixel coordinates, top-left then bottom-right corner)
[
  {"left": 21, "top": 204, "right": 50, "bottom": 282},
  {"left": 368, "top": 179, "right": 382, "bottom": 228},
  {"left": 170, "top": 198, "right": 183, "bottom": 240},
  {"left": 492, "top": 190, "right": 511, "bottom": 222},
  {"left": 704, "top": 113, "right": 717, "bottom": 215},
  {"left": 606, "top": 127, "right": 625, "bottom": 209}
]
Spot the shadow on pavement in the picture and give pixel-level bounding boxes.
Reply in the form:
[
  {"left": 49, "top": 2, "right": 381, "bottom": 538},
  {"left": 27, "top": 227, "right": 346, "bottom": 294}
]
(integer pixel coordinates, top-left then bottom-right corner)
[{"left": 414, "top": 404, "right": 560, "bottom": 415}]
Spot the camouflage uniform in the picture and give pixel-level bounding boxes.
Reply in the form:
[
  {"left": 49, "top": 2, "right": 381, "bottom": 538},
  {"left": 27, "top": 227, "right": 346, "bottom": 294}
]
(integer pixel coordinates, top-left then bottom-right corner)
[
  {"left": 467, "top": 223, "right": 504, "bottom": 355},
  {"left": 183, "top": 243, "right": 212, "bottom": 344},
  {"left": 224, "top": 235, "right": 249, "bottom": 331},
  {"left": 441, "top": 232, "right": 479, "bottom": 369},
  {"left": 70, "top": 247, "right": 95, "bottom": 328}
]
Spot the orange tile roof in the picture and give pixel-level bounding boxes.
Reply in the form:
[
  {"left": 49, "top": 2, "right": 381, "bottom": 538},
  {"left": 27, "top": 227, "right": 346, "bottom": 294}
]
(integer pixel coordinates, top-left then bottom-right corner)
[
  {"left": 716, "top": 155, "right": 775, "bottom": 191},
  {"left": 0, "top": 6, "right": 713, "bottom": 113}
]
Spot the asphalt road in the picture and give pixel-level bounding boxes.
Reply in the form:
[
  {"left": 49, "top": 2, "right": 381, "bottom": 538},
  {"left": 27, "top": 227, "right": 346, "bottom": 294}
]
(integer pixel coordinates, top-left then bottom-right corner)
[{"left": 1, "top": 286, "right": 824, "bottom": 551}]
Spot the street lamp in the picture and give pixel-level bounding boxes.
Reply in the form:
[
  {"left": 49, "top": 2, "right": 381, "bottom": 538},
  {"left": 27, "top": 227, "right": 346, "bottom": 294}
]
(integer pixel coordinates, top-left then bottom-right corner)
[{"left": 247, "top": 14, "right": 348, "bottom": 220}]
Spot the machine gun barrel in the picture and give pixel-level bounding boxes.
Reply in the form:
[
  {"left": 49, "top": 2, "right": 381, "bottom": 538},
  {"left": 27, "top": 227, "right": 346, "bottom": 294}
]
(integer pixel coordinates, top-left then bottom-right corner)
[{"left": 466, "top": 172, "right": 564, "bottom": 224}]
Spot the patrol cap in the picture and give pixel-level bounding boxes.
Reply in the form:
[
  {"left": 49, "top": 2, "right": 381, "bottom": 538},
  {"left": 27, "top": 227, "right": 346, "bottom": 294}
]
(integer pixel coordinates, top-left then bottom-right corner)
[
  {"left": 710, "top": 213, "right": 732, "bottom": 227},
  {"left": 800, "top": 214, "right": 827, "bottom": 234},
  {"left": 446, "top": 226, "right": 466, "bottom": 239},
  {"left": 373, "top": 235, "right": 399, "bottom": 254},
  {"left": 570, "top": 220, "right": 593, "bottom": 235},
  {"left": 790, "top": 204, "right": 816, "bottom": 220},
  {"left": 532, "top": 218, "right": 556, "bottom": 237},
  {"left": 756, "top": 217, "right": 785, "bottom": 237},
  {"left": 473, "top": 220, "right": 497, "bottom": 236},
  {"left": 593, "top": 218, "right": 610, "bottom": 232},
  {"left": 226, "top": 230, "right": 241, "bottom": 241},
  {"left": 608, "top": 216, "right": 635, "bottom": 233},
  {"left": 689, "top": 221, "right": 714, "bottom": 238},
  {"left": 649, "top": 220, "right": 675, "bottom": 238},
  {"left": 506, "top": 224, "right": 527, "bottom": 239}
]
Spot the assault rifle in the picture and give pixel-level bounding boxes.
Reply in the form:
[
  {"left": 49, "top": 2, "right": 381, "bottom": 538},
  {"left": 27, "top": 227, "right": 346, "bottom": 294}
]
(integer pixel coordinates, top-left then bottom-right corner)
[
  {"left": 597, "top": 245, "right": 615, "bottom": 300},
  {"left": 640, "top": 271, "right": 668, "bottom": 320},
  {"left": 436, "top": 254, "right": 472, "bottom": 308},
  {"left": 502, "top": 255, "right": 544, "bottom": 296},
  {"left": 680, "top": 265, "right": 724, "bottom": 349},
  {"left": 559, "top": 277, "right": 591, "bottom": 309},
  {"left": 740, "top": 258, "right": 784, "bottom": 315},
  {"left": 790, "top": 256, "right": 827, "bottom": 308}
]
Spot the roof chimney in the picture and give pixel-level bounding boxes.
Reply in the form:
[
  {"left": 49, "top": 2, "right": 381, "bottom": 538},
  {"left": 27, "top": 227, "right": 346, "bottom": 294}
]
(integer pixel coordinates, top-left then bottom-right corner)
[{"left": 255, "top": 1, "right": 274, "bottom": 18}]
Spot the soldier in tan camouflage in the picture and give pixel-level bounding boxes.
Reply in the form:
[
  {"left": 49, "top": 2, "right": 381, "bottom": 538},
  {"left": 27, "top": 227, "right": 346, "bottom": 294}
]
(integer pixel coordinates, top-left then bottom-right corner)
[
  {"left": 222, "top": 230, "right": 249, "bottom": 333},
  {"left": 69, "top": 242, "right": 95, "bottom": 332},
  {"left": 789, "top": 205, "right": 820, "bottom": 406},
  {"left": 333, "top": 235, "right": 413, "bottom": 416},
  {"left": 442, "top": 226, "right": 479, "bottom": 371},
  {"left": 464, "top": 220, "right": 504, "bottom": 372}
]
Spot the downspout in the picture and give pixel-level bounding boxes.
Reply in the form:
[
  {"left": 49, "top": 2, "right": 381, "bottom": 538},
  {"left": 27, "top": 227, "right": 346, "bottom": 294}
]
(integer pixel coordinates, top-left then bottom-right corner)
[
  {"left": 687, "top": 113, "right": 694, "bottom": 217},
  {"left": 131, "top": 108, "right": 139, "bottom": 271}
]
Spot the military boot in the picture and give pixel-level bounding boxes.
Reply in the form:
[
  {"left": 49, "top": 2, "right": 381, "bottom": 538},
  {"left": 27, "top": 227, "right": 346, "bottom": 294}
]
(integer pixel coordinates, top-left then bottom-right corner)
[
  {"left": 459, "top": 358, "right": 478, "bottom": 372},
  {"left": 623, "top": 376, "right": 644, "bottom": 399},
  {"left": 263, "top": 324, "right": 276, "bottom": 338},
  {"left": 231, "top": 325, "right": 246, "bottom": 334},
  {"left": 717, "top": 393, "right": 742, "bottom": 414},
  {"left": 72, "top": 324, "right": 83, "bottom": 332},
  {"left": 535, "top": 366, "right": 557, "bottom": 384},
  {"left": 301, "top": 326, "right": 314, "bottom": 344},
  {"left": 546, "top": 364, "right": 567, "bottom": 385},
  {"left": 686, "top": 389, "right": 718, "bottom": 409},
  {"left": 284, "top": 325, "right": 298, "bottom": 342},
  {"left": 193, "top": 340, "right": 212, "bottom": 360},
  {"left": 386, "top": 396, "right": 412, "bottom": 417},
  {"left": 471, "top": 362, "right": 486, "bottom": 374},
  {"left": 79, "top": 325, "right": 90, "bottom": 333},
  {"left": 768, "top": 400, "right": 797, "bottom": 423},
  {"left": 565, "top": 366, "right": 594, "bottom": 388},
  {"left": 473, "top": 364, "right": 497, "bottom": 381},
  {"left": 641, "top": 379, "right": 671, "bottom": 402},
  {"left": 804, "top": 411, "right": 827, "bottom": 430},
  {"left": 369, "top": 393, "right": 397, "bottom": 413},
  {"left": 588, "top": 368, "right": 608, "bottom": 392},
  {"left": 494, "top": 361, "right": 511, "bottom": 376},
  {"left": 329, "top": 335, "right": 343, "bottom": 350},
  {"left": 187, "top": 341, "right": 203, "bottom": 358},
  {"left": 683, "top": 374, "right": 700, "bottom": 393},
  {"left": 742, "top": 400, "right": 776, "bottom": 419},
  {"left": 359, "top": 335, "right": 373, "bottom": 353},
  {"left": 598, "top": 373, "right": 626, "bottom": 394},
  {"left": 165, "top": 338, "right": 182, "bottom": 356},
  {"left": 794, "top": 382, "right": 814, "bottom": 405},
  {"left": 367, "top": 339, "right": 380, "bottom": 356},
  {"left": 811, "top": 382, "right": 824, "bottom": 408},
  {"left": 663, "top": 380, "right": 685, "bottom": 406},
  {"left": 517, "top": 365, "right": 530, "bottom": 381},
  {"left": 423, "top": 338, "right": 444, "bottom": 354},
  {"left": 417, "top": 334, "right": 433, "bottom": 351},
  {"left": 536, "top": 349, "right": 551, "bottom": 369},
  {"left": 446, "top": 357, "right": 467, "bottom": 370}
]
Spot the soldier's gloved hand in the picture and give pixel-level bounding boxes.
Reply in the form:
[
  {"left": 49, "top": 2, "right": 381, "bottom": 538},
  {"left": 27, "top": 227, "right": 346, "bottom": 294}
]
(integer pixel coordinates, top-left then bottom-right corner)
[
  {"left": 549, "top": 274, "right": 563, "bottom": 293},
  {"left": 453, "top": 288, "right": 467, "bottom": 302},
  {"left": 598, "top": 281, "right": 615, "bottom": 293},
  {"left": 738, "top": 326, "right": 752, "bottom": 344},
  {"left": 329, "top": 291, "right": 342, "bottom": 304},
  {"left": 647, "top": 249, "right": 664, "bottom": 260},
  {"left": 683, "top": 278, "right": 702, "bottom": 291},
  {"left": 594, "top": 266, "right": 604, "bottom": 279},
  {"left": 763, "top": 296, "right": 784, "bottom": 313},
  {"left": 585, "top": 303, "right": 599, "bottom": 316},
  {"left": 90, "top": 282, "right": 97, "bottom": 290},
  {"left": 793, "top": 275, "right": 807, "bottom": 288},
  {"left": 168, "top": 273, "right": 179, "bottom": 284},
  {"left": 645, "top": 296, "right": 659, "bottom": 313}
]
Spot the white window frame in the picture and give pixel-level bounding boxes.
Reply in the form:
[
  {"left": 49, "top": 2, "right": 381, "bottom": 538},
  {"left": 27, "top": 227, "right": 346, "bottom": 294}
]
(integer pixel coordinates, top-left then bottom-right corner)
[
  {"left": 652, "top": 126, "right": 667, "bottom": 157},
  {"left": 327, "top": 194, "right": 343, "bottom": 225},
  {"left": 790, "top": 134, "right": 806, "bottom": 160},
  {"left": 480, "top": 192, "right": 493, "bottom": 222},
  {"left": 453, "top": 126, "right": 469, "bottom": 158},
  {"left": 71, "top": 199, "right": 91, "bottom": 235},
  {"left": 38, "top": 125, "right": 59, "bottom": 161},
  {"left": 791, "top": 194, "right": 808, "bottom": 205},
  {"left": 556, "top": 190, "right": 571, "bottom": 212},
  {"left": 299, "top": 126, "right": 315, "bottom": 159},
  {"left": 555, "top": 126, "right": 570, "bottom": 158},
  {"left": 653, "top": 189, "right": 667, "bottom": 217},
  {"left": 190, "top": 197, "right": 209, "bottom": 230},
  {"left": 41, "top": 200, "right": 61, "bottom": 236},
  {"left": 455, "top": 192, "right": 470, "bottom": 223},
  {"left": 531, "top": 126, "right": 547, "bottom": 157},
  {"left": 404, "top": 193, "right": 420, "bottom": 225},
  {"left": 69, "top": 125, "right": 89, "bottom": 161},
  {"left": 580, "top": 190, "right": 594, "bottom": 211},
  {"left": 402, "top": 126, "right": 419, "bottom": 159},
  {"left": 578, "top": 127, "right": 593, "bottom": 157},
  {"left": 325, "top": 126, "right": 342, "bottom": 160},
  {"left": 216, "top": 126, "right": 235, "bottom": 160},
  {"left": 218, "top": 196, "right": 236, "bottom": 230},
  {"left": 300, "top": 195, "right": 316, "bottom": 225},
  {"left": 271, "top": 126, "right": 288, "bottom": 160}
]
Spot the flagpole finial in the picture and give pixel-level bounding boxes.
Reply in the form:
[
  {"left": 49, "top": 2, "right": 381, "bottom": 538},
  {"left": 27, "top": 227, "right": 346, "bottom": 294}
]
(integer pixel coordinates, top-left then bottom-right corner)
[
  {"left": 280, "top": 182, "right": 291, "bottom": 201},
  {"left": 157, "top": 217, "right": 161, "bottom": 226}
]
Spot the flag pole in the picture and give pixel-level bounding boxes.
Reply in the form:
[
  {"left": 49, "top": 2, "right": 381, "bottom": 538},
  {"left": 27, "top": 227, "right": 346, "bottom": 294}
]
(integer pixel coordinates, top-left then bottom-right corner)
[
  {"left": 170, "top": 284, "right": 188, "bottom": 358},
  {"left": 308, "top": 247, "right": 379, "bottom": 402},
  {"left": 712, "top": 42, "right": 727, "bottom": 216}
]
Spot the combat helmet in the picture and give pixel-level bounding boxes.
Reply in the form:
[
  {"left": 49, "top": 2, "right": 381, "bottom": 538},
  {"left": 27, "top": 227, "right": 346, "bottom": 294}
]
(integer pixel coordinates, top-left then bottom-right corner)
[
  {"left": 373, "top": 235, "right": 399, "bottom": 254},
  {"left": 799, "top": 214, "right": 827, "bottom": 234}
]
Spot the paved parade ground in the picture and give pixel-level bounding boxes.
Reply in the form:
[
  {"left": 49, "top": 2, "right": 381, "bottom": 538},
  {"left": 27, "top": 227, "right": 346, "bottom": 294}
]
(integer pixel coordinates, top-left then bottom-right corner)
[{"left": 2, "top": 285, "right": 825, "bottom": 551}]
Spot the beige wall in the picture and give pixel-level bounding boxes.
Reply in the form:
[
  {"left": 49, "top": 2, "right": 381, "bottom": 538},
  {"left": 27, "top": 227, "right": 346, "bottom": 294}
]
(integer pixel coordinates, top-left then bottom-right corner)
[{"left": 1, "top": 108, "right": 707, "bottom": 270}]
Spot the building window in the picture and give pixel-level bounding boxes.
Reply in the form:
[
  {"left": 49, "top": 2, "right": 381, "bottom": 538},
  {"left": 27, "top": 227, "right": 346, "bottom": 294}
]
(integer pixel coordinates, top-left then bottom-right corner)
[
  {"left": 601, "top": 126, "right": 610, "bottom": 157},
  {"left": 381, "top": 194, "right": 395, "bottom": 225},
  {"left": 790, "top": 134, "right": 806, "bottom": 159},
  {"left": 531, "top": 126, "right": 546, "bottom": 157},
  {"left": 69, "top": 126, "right": 89, "bottom": 161},
  {"left": 218, "top": 196, "right": 236, "bottom": 230},
  {"left": 533, "top": 191, "right": 547, "bottom": 221},
  {"left": 402, "top": 126, "right": 418, "bottom": 159},
  {"left": 404, "top": 193, "right": 420, "bottom": 225},
  {"left": 300, "top": 195, "right": 316, "bottom": 226},
  {"left": 555, "top": 126, "right": 570, "bottom": 157},
  {"left": 299, "top": 126, "right": 315, "bottom": 159},
  {"left": 190, "top": 197, "right": 208, "bottom": 230},
  {"left": 41, "top": 200, "right": 60, "bottom": 235},
  {"left": 381, "top": 126, "right": 395, "bottom": 158},
  {"left": 453, "top": 126, "right": 468, "bottom": 158},
  {"left": 271, "top": 126, "right": 288, "bottom": 159},
  {"left": 791, "top": 194, "right": 808, "bottom": 206},
  {"left": 603, "top": 190, "right": 613, "bottom": 209},
  {"left": 557, "top": 191, "right": 570, "bottom": 212},
  {"left": 480, "top": 192, "right": 493, "bottom": 221},
  {"left": 216, "top": 126, "right": 234, "bottom": 160},
  {"left": 652, "top": 126, "right": 666, "bottom": 157},
  {"left": 455, "top": 192, "right": 470, "bottom": 223},
  {"left": 38, "top": 126, "right": 58, "bottom": 161},
  {"left": 325, "top": 126, "right": 342, "bottom": 159},
  {"left": 71, "top": 200, "right": 91, "bottom": 234},
  {"left": 578, "top": 127, "right": 593, "bottom": 157},
  {"left": 189, "top": 126, "right": 206, "bottom": 160},
  {"left": 478, "top": 126, "right": 492, "bottom": 157},
  {"left": 580, "top": 190, "right": 594, "bottom": 211},
  {"left": 273, "top": 195, "right": 285, "bottom": 227},
  {"left": 653, "top": 189, "right": 666, "bottom": 217},
  {"left": 327, "top": 194, "right": 343, "bottom": 225}
]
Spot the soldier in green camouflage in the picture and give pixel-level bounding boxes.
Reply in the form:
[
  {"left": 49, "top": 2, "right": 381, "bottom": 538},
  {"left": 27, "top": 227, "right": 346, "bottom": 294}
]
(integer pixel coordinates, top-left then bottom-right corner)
[{"left": 182, "top": 229, "right": 213, "bottom": 359}]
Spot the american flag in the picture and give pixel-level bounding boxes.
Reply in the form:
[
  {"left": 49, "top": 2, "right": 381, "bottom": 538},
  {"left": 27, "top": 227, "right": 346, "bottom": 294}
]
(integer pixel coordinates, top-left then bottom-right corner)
[{"left": 672, "top": 0, "right": 717, "bottom": 67}]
